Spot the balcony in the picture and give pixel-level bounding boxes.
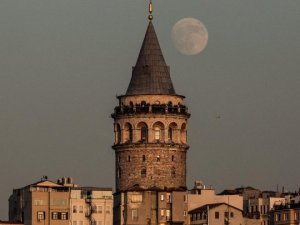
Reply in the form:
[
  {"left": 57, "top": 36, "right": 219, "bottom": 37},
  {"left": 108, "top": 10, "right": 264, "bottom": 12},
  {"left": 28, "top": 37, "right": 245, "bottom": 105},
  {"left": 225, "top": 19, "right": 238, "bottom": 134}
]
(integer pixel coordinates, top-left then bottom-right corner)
[{"left": 111, "top": 104, "right": 190, "bottom": 118}]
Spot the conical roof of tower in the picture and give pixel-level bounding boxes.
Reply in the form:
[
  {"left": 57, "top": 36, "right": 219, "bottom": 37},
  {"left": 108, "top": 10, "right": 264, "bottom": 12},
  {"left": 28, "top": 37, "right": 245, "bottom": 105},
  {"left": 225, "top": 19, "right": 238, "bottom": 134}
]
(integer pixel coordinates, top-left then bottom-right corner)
[{"left": 126, "top": 21, "right": 176, "bottom": 95}]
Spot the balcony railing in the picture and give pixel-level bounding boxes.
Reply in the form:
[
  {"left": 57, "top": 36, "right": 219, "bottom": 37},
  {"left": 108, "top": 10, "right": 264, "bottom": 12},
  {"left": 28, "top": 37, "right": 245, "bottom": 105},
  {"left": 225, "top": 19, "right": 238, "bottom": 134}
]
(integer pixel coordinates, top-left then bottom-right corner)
[{"left": 112, "top": 104, "right": 190, "bottom": 118}]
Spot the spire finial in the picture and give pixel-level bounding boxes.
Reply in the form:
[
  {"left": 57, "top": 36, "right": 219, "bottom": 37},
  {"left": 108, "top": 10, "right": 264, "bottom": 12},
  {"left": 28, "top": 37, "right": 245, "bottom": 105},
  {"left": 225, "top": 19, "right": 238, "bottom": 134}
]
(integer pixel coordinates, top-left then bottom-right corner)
[{"left": 148, "top": 0, "right": 153, "bottom": 21}]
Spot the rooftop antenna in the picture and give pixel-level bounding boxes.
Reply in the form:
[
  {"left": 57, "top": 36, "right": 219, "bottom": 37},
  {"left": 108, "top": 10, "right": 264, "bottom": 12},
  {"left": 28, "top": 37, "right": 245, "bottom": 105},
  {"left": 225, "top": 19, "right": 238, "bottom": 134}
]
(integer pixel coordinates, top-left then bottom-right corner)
[{"left": 148, "top": 0, "right": 153, "bottom": 21}]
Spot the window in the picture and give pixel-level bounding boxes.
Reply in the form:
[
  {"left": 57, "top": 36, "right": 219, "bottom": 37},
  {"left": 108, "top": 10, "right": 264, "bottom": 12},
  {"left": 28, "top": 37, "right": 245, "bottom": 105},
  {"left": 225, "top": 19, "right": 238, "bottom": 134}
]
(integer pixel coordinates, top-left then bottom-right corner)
[
  {"left": 127, "top": 155, "right": 131, "bottom": 162},
  {"left": 155, "top": 127, "right": 161, "bottom": 140},
  {"left": 160, "top": 209, "right": 165, "bottom": 217},
  {"left": 116, "top": 124, "right": 121, "bottom": 144},
  {"left": 97, "top": 206, "right": 103, "bottom": 213},
  {"left": 172, "top": 155, "right": 174, "bottom": 161},
  {"left": 131, "top": 194, "right": 143, "bottom": 203},
  {"left": 106, "top": 206, "right": 110, "bottom": 214},
  {"left": 166, "top": 210, "right": 171, "bottom": 220},
  {"left": 79, "top": 205, "right": 83, "bottom": 213},
  {"left": 215, "top": 212, "right": 219, "bottom": 219},
  {"left": 230, "top": 212, "right": 234, "bottom": 218},
  {"left": 224, "top": 212, "right": 229, "bottom": 218},
  {"left": 124, "top": 123, "right": 133, "bottom": 142},
  {"left": 275, "top": 213, "right": 281, "bottom": 222},
  {"left": 166, "top": 193, "right": 171, "bottom": 203},
  {"left": 156, "top": 155, "right": 160, "bottom": 162},
  {"left": 73, "top": 205, "right": 77, "bottom": 213},
  {"left": 183, "top": 195, "right": 187, "bottom": 202},
  {"left": 132, "top": 209, "right": 138, "bottom": 221},
  {"left": 141, "top": 126, "right": 148, "bottom": 141},
  {"left": 52, "top": 212, "right": 58, "bottom": 220},
  {"left": 61, "top": 212, "right": 68, "bottom": 220},
  {"left": 183, "top": 210, "right": 187, "bottom": 217},
  {"left": 168, "top": 127, "right": 173, "bottom": 140},
  {"left": 37, "top": 211, "right": 45, "bottom": 221},
  {"left": 142, "top": 155, "right": 146, "bottom": 162},
  {"left": 141, "top": 168, "right": 147, "bottom": 178},
  {"left": 160, "top": 194, "right": 164, "bottom": 201}
]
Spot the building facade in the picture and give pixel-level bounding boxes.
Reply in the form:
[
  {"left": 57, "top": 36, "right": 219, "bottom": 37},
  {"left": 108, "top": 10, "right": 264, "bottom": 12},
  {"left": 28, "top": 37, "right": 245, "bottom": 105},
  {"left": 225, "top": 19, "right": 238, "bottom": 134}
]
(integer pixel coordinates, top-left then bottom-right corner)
[
  {"left": 269, "top": 203, "right": 300, "bottom": 225},
  {"left": 189, "top": 203, "right": 260, "bottom": 225},
  {"left": 188, "top": 181, "right": 244, "bottom": 211},
  {"left": 8, "top": 177, "right": 113, "bottom": 225},
  {"left": 112, "top": 3, "right": 190, "bottom": 225}
]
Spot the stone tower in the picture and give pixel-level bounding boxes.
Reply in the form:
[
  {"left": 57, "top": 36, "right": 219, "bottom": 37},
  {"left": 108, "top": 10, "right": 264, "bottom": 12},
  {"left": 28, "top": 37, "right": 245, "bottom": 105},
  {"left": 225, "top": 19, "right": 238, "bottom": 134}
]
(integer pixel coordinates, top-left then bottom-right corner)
[
  {"left": 112, "top": 21, "right": 190, "bottom": 192},
  {"left": 112, "top": 3, "right": 190, "bottom": 225}
]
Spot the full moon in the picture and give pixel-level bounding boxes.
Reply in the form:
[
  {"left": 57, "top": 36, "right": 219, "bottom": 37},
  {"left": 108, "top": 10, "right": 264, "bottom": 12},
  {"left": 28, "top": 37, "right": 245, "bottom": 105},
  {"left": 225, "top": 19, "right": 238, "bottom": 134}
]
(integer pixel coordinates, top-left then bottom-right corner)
[{"left": 171, "top": 18, "right": 208, "bottom": 55}]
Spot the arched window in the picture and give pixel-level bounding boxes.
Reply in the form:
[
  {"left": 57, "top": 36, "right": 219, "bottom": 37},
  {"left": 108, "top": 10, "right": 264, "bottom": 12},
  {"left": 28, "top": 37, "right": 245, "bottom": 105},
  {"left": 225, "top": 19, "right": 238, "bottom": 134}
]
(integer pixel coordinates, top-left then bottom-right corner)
[
  {"left": 180, "top": 123, "right": 187, "bottom": 144},
  {"left": 168, "top": 122, "right": 178, "bottom": 142},
  {"left": 137, "top": 122, "right": 148, "bottom": 142},
  {"left": 142, "top": 155, "right": 146, "bottom": 162},
  {"left": 115, "top": 124, "right": 121, "bottom": 144},
  {"left": 141, "top": 127, "right": 148, "bottom": 141},
  {"left": 124, "top": 123, "right": 133, "bottom": 143},
  {"left": 141, "top": 168, "right": 146, "bottom": 178},
  {"left": 153, "top": 121, "right": 165, "bottom": 142},
  {"left": 155, "top": 127, "right": 161, "bottom": 140},
  {"left": 168, "top": 127, "right": 172, "bottom": 141}
]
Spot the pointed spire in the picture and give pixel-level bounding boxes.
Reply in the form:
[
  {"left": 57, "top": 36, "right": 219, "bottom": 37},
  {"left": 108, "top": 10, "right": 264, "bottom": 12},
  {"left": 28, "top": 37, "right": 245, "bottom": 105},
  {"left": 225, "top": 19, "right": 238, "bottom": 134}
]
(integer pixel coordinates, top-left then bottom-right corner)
[{"left": 126, "top": 21, "right": 176, "bottom": 95}]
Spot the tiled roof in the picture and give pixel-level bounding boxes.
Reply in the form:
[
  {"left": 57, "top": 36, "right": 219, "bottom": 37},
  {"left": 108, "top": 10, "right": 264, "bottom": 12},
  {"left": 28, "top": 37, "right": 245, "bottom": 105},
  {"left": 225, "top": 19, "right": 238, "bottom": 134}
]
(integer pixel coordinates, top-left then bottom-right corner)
[{"left": 126, "top": 21, "right": 176, "bottom": 95}]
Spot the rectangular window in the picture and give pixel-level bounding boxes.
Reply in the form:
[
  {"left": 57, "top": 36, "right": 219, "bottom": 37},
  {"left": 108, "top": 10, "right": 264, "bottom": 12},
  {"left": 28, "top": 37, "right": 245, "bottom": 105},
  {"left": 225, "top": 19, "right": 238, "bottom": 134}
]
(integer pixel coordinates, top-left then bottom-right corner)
[
  {"left": 97, "top": 206, "right": 103, "bottom": 213},
  {"left": 52, "top": 212, "right": 58, "bottom": 220},
  {"left": 166, "top": 210, "right": 171, "bottom": 220},
  {"left": 61, "top": 212, "right": 68, "bottom": 220},
  {"left": 34, "top": 199, "right": 45, "bottom": 206},
  {"left": 73, "top": 205, "right": 77, "bottom": 213},
  {"left": 166, "top": 193, "right": 171, "bottom": 203},
  {"left": 37, "top": 211, "right": 45, "bottom": 221},
  {"left": 79, "top": 205, "right": 83, "bottom": 213},
  {"left": 160, "top": 194, "right": 164, "bottom": 201},
  {"left": 215, "top": 212, "right": 219, "bottom": 219},
  {"left": 183, "top": 210, "right": 187, "bottom": 217},
  {"left": 160, "top": 209, "right": 165, "bottom": 217},
  {"left": 184, "top": 195, "right": 187, "bottom": 202},
  {"left": 106, "top": 206, "right": 110, "bottom": 214},
  {"left": 224, "top": 212, "right": 229, "bottom": 218},
  {"left": 230, "top": 212, "right": 234, "bottom": 218},
  {"left": 275, "top": 213, "right": 281, "bottom": 221},
  {"left": 131, "top": 194, "right": 143, "bottom": 203},
  {"left": 132, "top": 209, "right": 138, "bottom": 221}
]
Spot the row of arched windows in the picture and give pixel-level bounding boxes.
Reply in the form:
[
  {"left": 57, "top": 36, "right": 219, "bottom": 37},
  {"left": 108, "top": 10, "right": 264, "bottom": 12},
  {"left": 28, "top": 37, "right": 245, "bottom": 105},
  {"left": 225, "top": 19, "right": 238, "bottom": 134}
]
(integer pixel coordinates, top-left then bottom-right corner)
[{"left": 114, "top": 122, "right": 187, "bottom": 144}]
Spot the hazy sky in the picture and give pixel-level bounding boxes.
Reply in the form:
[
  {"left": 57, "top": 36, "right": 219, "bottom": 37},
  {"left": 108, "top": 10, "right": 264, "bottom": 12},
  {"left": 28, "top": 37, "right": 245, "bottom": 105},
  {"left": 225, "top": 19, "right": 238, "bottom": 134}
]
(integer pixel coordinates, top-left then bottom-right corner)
[{"left": 1, "top": 0, "right": 300, "bottom": 219}]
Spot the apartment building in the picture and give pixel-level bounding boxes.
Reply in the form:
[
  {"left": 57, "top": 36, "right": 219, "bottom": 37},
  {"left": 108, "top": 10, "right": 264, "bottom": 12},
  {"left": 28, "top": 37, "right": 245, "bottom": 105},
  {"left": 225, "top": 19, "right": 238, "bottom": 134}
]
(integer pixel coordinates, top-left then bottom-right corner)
[{"left": 8, "top": 177, "right": 113, "bottom": 225}]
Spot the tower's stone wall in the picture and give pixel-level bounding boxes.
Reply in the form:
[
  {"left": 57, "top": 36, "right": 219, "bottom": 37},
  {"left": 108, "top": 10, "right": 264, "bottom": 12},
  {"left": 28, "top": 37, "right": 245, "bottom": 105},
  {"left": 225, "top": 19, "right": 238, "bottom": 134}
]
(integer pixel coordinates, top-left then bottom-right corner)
[{"left": 112, "top": 95, "right": 189, "bottom": 192}]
